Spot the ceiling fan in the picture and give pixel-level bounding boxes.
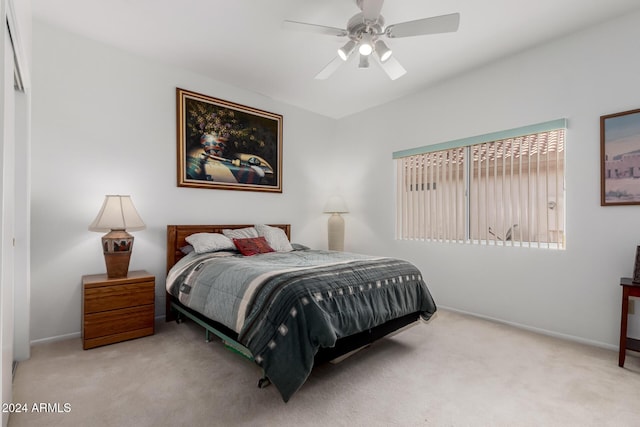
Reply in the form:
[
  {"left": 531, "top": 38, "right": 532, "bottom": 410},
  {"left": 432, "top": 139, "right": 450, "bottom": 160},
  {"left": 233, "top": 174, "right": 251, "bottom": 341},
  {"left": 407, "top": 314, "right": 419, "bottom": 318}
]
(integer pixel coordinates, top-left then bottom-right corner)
[{"left": 283, "top": 0, "right": 460, "bottom": 80}]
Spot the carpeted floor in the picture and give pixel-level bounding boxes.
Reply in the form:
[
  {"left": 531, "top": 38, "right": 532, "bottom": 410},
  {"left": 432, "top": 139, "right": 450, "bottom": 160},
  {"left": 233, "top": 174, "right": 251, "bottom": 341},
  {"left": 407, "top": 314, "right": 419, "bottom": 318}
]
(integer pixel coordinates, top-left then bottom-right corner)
[{"left": 8, "top": 309, "right": 640, "bottom": 427}]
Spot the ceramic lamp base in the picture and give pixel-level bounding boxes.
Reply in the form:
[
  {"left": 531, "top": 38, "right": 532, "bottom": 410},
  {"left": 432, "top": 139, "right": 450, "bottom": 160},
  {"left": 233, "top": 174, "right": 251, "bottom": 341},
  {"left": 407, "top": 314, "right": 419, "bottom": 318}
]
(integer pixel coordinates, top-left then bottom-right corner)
[
  {"left": 101, "top": 229, "right": 134, "bottom": 278},
  {"left": 327, "top": 213, "right": 345, "bottom": 251}
]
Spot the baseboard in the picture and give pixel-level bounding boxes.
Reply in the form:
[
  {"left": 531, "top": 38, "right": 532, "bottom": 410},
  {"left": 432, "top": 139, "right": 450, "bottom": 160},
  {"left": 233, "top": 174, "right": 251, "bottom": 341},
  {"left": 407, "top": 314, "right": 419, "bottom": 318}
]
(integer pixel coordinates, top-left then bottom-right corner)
[
  {"left": 439, "top": 305, "right": 617, "bottom": 351},
  {"left": 30, "top": 331, "right": 80, "bottom": 345},
  {"left": 28, "top": 310, "right": 616, "bottom": 351}
]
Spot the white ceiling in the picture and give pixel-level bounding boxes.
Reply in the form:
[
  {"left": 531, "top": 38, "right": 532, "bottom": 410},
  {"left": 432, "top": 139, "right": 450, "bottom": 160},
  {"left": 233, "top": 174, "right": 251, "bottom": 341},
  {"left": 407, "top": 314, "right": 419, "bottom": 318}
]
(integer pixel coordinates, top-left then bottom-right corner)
[{"left": 32, "top": 0, "right": 640, "bottom": 119}]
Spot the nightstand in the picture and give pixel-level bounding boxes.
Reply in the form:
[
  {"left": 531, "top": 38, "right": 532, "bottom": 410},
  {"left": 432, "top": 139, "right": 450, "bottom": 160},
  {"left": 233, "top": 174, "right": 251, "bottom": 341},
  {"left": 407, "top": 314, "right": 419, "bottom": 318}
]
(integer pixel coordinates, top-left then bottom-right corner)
[
  {"left": 82, "top": 270, "right": 155, "bottom": 350},
  {"left": 619, "top": 277, "right": 640, "bottom": 367}
]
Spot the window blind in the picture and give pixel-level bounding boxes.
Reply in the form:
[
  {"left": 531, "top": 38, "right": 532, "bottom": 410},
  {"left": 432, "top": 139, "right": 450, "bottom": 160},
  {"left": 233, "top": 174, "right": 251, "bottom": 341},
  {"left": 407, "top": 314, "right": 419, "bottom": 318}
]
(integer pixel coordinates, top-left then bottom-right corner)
[{"left": 395, "top": 120, "right": 566, "bottom": 248}]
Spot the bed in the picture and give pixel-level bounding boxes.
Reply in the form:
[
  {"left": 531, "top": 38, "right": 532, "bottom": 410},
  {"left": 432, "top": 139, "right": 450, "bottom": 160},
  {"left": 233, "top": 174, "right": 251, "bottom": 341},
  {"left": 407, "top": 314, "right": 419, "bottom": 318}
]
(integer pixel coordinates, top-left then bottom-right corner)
[{"left": 165, "top": 224, "right": 436, "bottom": 402}]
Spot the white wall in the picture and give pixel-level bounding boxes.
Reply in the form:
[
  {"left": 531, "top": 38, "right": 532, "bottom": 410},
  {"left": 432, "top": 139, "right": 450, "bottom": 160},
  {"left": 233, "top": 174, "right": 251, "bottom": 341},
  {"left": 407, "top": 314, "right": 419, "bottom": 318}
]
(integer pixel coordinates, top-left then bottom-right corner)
[
  {"left": 338, "top": 10, "right": 640, "bottom": 348},
  {"left": 30, "top": 21, "right": 335, "bottom": 342},
  {"left": 31, "top": 11, "right": 640, "bottom": 349}
]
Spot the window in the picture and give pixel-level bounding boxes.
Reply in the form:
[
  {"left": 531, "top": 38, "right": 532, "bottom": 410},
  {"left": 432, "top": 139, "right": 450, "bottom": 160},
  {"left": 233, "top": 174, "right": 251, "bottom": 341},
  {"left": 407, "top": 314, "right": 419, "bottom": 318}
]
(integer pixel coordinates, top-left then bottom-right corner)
[{"left": 394, "top": 119, "right": 566, "bottom": 249}]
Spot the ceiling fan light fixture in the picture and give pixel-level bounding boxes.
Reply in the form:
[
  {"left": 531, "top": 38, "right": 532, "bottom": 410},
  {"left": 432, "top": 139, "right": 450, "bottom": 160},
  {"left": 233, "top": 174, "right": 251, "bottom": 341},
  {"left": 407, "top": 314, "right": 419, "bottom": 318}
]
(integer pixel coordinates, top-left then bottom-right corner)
[
  {"left": 282, "top": 0, "right": 461, "bottom": 80},
  {"left": 358, "top": 34, "right": 373, "bottom": 56},
  {"left": 358, "top": 42, "right": 373, "bottom": 56},
  {"left": 374, "top": 40, "right": 392, "bottom": 62},
  {"left": 358, "top": 53, "right": 370, "bottom": 69},
  {"left": 337, "top": 40, "right": 357, "bottom": 61}
]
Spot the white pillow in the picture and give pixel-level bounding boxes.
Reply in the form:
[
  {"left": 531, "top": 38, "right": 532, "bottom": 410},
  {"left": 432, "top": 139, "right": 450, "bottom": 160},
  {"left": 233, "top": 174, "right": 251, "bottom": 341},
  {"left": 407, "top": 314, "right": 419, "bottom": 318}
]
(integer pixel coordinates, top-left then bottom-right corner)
[
  {"left": 222, "top": 227, "right": 259, "bottom": 240},
  {"left": 185, "top": 233, "right": 235, "bottom": 254},
  {"left": 255, "top": 224, "right": 293, "bottom": 252}
]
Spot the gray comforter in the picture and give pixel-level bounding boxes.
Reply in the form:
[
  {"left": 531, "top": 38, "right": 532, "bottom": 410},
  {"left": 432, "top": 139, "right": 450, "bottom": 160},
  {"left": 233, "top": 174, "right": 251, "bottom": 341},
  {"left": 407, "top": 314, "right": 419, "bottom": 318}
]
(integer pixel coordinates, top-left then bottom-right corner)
[{"left": 166, "top": 249, "right": 436, "bottom": 401}]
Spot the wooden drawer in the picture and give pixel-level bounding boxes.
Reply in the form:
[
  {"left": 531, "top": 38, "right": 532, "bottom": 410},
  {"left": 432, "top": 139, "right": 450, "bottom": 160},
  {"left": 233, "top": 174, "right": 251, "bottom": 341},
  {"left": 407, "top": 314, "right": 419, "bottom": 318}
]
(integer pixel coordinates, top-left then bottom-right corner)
[
  {"left": 84, "top": 281, "right": 154, "bottom": 314},
  {"left": 81, "top": 270, "right": 155, "bottom": 349},
  {"left": 83, "top": 328, "right": 155, "bottom": 350},
  {"left": 83, "top": 304, "right": 154, "bottom": 340}
]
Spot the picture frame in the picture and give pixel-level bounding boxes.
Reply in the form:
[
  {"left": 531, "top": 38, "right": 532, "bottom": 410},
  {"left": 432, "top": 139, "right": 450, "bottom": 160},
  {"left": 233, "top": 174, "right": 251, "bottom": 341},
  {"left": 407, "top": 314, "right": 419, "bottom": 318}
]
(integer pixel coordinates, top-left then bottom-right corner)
[
  {"left": 176, "top": 88, "right": 283, "bottom": 193},
  {"left": 633, "top": 246, "right": 640, "bottom": 283},
  {"left": 601, "top": 108, "right": 640, "bottom": 206}
]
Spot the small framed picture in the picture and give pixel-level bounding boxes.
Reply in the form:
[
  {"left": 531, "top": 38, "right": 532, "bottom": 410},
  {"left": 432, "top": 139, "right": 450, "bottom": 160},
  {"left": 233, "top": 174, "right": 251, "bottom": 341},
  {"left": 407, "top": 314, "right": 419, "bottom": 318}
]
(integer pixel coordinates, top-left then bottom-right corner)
[{"left": 601, "top": 108, "right": 640, "bottom": 206}]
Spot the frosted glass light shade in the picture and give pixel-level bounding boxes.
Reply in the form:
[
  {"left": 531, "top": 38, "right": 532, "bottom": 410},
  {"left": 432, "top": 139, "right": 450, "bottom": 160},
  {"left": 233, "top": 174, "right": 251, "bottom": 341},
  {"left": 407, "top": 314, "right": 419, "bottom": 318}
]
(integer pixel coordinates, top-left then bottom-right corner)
[
  {"left": 323, "top": 195, "right": 349, "bottom": 214},
  {"left": 338, "top": 40, "right": 357, "bottom": 61},
  {"left": 358, "top": 54, "right": 370, "bottom": 69},
  {"left": 89, "top": 195, "right": 146, "bottom": 232},
  {"left": 375, "top": 40, "right": 392, "bottom": 62},
  {"left": 358, "top": 34, "right": 373, "bottom": 56}
]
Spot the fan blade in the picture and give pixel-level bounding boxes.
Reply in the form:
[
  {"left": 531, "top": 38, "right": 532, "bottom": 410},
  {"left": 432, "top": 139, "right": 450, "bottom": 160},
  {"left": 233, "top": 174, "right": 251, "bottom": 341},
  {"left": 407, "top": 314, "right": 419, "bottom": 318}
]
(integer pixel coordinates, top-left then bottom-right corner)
[
  {"left": 315, "top": 56, "right": 344, "bottom": 80},
  {"left": 386, "top": 13, "right": 460, "bottom": 38},
  {"left": 360, "top": 0, "right": 384, "bottom": 22},
  {"left": 282, "top": 20, "right": 348, "bottom": 37},
  {"left": 377, "top": 56, "right": 406, "bottom": 80}
]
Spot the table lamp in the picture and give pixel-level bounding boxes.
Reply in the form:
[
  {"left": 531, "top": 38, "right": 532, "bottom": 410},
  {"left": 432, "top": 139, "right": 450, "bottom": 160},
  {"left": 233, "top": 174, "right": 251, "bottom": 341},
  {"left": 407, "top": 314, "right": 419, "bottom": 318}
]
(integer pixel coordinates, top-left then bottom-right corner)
[
  {"left": 89, "top": 195, "right": 146, "bottom": 278},
  {"left": 323, "top": 195, "right": 349, "bottom": 251}
]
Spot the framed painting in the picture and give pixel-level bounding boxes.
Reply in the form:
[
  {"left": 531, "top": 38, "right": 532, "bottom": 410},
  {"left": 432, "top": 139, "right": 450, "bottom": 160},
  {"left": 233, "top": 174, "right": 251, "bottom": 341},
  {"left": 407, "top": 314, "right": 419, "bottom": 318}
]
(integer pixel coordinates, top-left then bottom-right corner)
[
  {"left": 633, "top": 246, "right": 640, "bottom": 283},
  {"left": 601, "top": 108, "right": 640, "bottom": 206},
  {"left": 177, "top": 88, "right": 283, "bottom": 193}
]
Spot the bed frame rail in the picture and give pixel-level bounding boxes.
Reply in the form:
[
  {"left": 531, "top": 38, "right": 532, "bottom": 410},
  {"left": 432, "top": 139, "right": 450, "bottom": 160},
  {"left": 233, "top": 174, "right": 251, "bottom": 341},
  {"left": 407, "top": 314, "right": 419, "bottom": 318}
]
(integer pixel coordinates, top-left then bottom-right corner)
[{"left": 171, "top": 301, "right": 253, "bottom": 361}]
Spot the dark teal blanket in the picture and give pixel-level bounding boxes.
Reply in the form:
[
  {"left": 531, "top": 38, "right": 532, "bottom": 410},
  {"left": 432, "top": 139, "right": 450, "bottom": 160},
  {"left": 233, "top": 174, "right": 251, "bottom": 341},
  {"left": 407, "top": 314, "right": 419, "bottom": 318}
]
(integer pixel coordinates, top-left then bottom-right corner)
[{"left": 167, "top": 250, "right": 436, "bottom": 401}]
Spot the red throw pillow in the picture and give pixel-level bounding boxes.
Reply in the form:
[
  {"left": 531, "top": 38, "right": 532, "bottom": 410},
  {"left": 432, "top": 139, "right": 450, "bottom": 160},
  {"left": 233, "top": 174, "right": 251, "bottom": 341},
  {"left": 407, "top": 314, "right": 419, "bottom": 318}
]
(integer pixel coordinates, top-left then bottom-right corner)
[{"left": 233, "top": 236, "right": 275, "bottom": 256}]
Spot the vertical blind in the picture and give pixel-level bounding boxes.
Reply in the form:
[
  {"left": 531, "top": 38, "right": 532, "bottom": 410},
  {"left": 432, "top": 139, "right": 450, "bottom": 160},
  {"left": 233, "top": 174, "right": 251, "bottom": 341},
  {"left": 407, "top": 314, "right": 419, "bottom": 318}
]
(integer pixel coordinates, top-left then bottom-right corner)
[{"left": 394, "top": 120, "right": 566, "bottom": 248}]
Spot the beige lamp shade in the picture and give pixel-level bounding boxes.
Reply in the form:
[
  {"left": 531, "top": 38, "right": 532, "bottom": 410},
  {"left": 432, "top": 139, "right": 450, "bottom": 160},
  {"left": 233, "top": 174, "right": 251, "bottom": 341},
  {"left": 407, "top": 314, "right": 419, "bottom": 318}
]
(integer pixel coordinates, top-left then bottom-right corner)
[
  {"left": 89, "top": 195, "right": 146, "bottom": 232},
  {"left": 323, "top": 195, "right": 349, "bottom": 214},
  {"left": 89, "top": 195, "right": 145, "bottom": 278}
]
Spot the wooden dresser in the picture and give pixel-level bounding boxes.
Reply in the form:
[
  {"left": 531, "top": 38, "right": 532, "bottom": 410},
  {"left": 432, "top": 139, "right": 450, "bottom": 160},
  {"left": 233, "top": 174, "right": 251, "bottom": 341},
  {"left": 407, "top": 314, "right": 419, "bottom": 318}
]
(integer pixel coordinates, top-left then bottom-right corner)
[{"left": 82, "top": 270, "right": 155, "bottom": 350}]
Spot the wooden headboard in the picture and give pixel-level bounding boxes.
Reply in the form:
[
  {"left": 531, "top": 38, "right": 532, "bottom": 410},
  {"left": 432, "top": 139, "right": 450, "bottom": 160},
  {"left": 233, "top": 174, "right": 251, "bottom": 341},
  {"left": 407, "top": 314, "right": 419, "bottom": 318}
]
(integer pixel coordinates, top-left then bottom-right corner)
[
  {"left": 165, "top": 224, "right": 291, "bottom": 321},
  {"left": 166, "top": 224, "right": 291, "bottom": 274}
]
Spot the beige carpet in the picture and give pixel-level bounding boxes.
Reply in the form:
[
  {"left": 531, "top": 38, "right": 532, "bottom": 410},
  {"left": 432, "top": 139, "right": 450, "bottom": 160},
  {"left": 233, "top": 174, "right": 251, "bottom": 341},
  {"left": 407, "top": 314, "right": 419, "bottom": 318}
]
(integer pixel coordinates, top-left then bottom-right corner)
[{"left": 8, "top": 309, "right": 640, "bottom": 427}]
